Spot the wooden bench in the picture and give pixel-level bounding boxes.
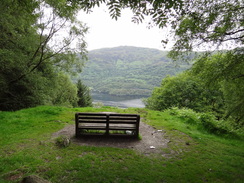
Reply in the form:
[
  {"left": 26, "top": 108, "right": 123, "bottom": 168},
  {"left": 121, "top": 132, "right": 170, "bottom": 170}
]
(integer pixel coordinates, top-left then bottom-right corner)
[{"left": 75, "top": 113, "right": 140, "bottom": 138}]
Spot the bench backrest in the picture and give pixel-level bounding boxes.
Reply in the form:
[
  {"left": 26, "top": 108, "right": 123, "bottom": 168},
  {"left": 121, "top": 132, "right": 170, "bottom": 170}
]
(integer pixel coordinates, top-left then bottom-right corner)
[{"left": 75, "top": 113, "right": 140, "bottom": 137}]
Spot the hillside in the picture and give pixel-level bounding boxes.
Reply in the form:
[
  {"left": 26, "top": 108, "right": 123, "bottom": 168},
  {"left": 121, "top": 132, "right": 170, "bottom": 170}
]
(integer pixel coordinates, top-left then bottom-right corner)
[{"left": 80, "top": 46, "right": 192, "bottom": 96}]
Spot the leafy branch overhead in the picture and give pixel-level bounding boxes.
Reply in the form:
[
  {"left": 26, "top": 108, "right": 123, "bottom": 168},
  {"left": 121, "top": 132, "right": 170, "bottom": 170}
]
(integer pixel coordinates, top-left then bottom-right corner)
[
  {"left": 79, "top": 0, "right": 183, "bottom": 27},
  {"left": 76, "top": 0, "right": 243, "bottom": 55}
]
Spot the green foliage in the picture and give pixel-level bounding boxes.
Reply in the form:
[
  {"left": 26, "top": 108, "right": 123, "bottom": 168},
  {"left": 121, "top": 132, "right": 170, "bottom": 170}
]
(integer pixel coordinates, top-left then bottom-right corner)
[
  {"left": 50, "top": 73, "right": 78, "bottom": 107},
  {"left": 77, "top": 0, "right": 183, "bottom": 27},
  {"left": 0, "top": 0, "right": 42, "bottom": 110},
  {"left": 191, "top": 49, "right": 244, "bottom": 125},
  {"left": 0, "top": 61, "right": 56, "bottom": 110},
  {"left": 0, "top": 0, "right": 88, "bottom": 111},
  {"left": 169, "top": 0, "right": 243, "bottom": 58},
  {"left": 146, "top": 49, "right": 243, "bottom": 126},
  {"left": 145, "top": 72, "right": 223, "bottom": 114},
  {"left": 77, "top": 79, "right": 93, "bottom": 107},
  {"left": 166, "top": 107, "right": 238, "bottom": 137},
  {"left": 80, "top": 46, "right": 191, "bottom": 96}
]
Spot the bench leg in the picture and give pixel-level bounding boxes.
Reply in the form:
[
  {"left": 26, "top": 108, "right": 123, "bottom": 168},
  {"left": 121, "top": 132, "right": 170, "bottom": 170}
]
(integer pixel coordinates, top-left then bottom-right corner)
[{"left": 105, "top": 114, "right": 109, "bottom": 135}]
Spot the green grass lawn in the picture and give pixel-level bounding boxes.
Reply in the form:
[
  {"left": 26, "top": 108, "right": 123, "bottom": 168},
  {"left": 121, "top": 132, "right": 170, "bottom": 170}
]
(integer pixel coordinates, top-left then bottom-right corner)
[{"left": 0, "top": 106, "right": 243, "bottom": 183}]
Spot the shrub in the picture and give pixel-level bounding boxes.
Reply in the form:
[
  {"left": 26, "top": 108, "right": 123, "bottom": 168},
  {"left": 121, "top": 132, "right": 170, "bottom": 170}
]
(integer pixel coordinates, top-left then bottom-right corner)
[
  {"left": 166, "top": 107, "right": 200, "bottom": 125},
  {"left": 166, "top": 107, "right": 237, "bottom": 137}
]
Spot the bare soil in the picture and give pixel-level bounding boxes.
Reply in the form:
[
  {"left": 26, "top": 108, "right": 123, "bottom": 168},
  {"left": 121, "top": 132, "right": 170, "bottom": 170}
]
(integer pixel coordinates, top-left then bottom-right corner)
[{"left": 52, "top": 121, "right": 170, "bottom": 156}]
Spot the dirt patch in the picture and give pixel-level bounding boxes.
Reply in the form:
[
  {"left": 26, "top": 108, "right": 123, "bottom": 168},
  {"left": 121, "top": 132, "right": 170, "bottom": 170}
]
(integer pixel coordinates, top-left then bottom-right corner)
[{"left": 52, "top": 121, "right": 170, "bottom": 156}]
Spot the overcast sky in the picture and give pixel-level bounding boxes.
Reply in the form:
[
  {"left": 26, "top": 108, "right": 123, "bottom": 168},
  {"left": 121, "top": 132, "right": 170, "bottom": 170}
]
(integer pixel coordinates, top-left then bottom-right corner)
[{"left": 78, "top": 6, "right": 172, "bottom": 51}]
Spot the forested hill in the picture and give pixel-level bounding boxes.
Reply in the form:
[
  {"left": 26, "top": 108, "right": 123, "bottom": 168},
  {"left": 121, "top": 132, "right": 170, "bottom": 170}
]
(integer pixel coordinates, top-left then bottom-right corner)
[{"left": 80, "top": 46, "right": 192, "bottom": 96}]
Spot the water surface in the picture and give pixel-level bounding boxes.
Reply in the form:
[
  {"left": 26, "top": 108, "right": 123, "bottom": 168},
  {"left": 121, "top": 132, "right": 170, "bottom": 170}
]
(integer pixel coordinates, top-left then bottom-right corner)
[{"left": 91, "top": 92, "right": 146, "bottom": 108}]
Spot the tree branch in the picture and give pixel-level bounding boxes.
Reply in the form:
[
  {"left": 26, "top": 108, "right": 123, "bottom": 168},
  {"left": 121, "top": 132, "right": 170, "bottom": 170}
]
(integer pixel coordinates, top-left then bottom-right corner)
[{"left": 9, "top": 15, "right": 68, "bottom": 84}]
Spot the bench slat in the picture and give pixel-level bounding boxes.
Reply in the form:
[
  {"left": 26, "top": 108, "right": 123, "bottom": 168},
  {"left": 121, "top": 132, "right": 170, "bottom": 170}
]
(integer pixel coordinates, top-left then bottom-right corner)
[
  {"left": 79, "top": 127, "right": 136, "bottom": 130},
  {"left": 109, "top": 114, "right": 139, "bottom": 116},
  {"left": 108, "top": 121, "right": 137, "bottom": 124},
  {"left": 109, "top": 127, "right": 136, "bottom": 130},
  {"left": 75, "top": 112, "right": 140, "bottom": 137},
  {"left": 79, "top": 126, "right": 106, "bottom": 130},
  {"left": 76, "top": 113, "right": 107, "bottom": 116},
  {"left": 108, "top": 117, "right": 138, "bottom": 120},
  {"left": 78, "top": 120, "right": 107, "bottom": 123},
  {"left": 78, "top": 116, "right": 107, "bottom": 120}
]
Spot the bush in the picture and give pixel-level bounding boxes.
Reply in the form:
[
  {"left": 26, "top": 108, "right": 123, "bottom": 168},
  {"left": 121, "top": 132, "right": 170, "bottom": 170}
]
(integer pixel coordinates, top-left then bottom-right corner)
[
  {"left": 166, "top": 107, "right": 237, "bottom": 137},
  {"left": 166, "top": 107, "right": 200, "bottom": 125},
  {"left": 198, "top": 113, "right": 226, "bottom": 134}
]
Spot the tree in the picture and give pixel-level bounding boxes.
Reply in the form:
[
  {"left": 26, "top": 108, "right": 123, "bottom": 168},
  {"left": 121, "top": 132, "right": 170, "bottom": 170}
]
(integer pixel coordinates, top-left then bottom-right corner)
[
  {"left": 0, "top": 0, "right": 88, "bottom": 110},
  {"left": 146, "top": 49, "right": 243, "bottom": 125},
  {"left": 77, "top": 79, "right": 93, "bottom": 107},
  {"left": 50, "top": 73, "right": 79, "bottom": 107},
  {"left": 145, "top": 73, "right": 224, "bottom": 114},
  {"left": 168, "top": 0, "right": 244, "bottom": 59},
  {"left": 191, "top": 49, "right": 244, "bottom": 125},
  {"left": 0, "top": 0, "right": 44, "bottom": 110}
]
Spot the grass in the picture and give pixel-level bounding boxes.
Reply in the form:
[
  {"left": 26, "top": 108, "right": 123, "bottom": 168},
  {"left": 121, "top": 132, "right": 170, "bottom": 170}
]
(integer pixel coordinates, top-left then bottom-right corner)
[{"left": 0, "top": 106, "right": 243, "bottom": 183}]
